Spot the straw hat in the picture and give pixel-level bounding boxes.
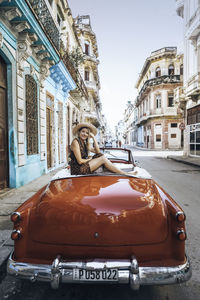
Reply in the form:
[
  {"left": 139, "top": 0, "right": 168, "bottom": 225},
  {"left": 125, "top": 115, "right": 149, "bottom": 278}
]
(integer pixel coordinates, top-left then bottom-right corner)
[{"left": 72, "top": 122, "right": 97, "bottom": 136}]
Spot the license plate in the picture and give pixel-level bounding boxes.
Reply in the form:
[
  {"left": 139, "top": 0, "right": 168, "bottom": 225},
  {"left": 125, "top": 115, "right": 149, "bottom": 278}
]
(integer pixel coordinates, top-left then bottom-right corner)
[{"left": 73, "top": 268, "right": 118, "bottom": 281}]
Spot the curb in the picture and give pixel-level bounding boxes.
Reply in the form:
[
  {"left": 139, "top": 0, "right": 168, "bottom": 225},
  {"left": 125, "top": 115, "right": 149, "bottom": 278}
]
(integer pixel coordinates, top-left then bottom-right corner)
[
  {"left": 167, "top": 156, "right": 200, "bottom": 168},
  {"left": 124, "top": 145, "right": 183, "bottom": 152}
]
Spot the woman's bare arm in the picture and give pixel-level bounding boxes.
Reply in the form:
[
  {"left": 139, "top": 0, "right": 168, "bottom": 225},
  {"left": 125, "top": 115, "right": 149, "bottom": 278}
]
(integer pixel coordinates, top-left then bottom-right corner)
[
  {"left": 89, "top": 133, "right": 101, "bottom": 154},
  {"left": 71, "top": 140, "right": 92, "bottom": 164}
]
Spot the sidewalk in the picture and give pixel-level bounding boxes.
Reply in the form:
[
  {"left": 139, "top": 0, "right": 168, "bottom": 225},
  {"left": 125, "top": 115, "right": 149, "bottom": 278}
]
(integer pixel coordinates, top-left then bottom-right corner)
[
  {"left": 125, "top": 144, "right": 200, "bottom": 168},
  {"left": 0, "top": 168, "right": 61, "bottom": 271},
  {"left": 167, "top": 155, "right": 200, "bottom": 167}
]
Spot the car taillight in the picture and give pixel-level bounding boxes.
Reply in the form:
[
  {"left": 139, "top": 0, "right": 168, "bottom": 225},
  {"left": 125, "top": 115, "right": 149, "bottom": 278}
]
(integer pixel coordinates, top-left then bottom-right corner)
[
  {"left": 176, "top": 211, "right": 185, "bottom": 222},
  {"left": 177, "top": 229, "right": 187, "bottom": 241},
  {"left": 11, "top": 229, "right": 22, "bottom": 240},
  {"left": 11, "top": 212, "right": 21, "bottom": 223}
]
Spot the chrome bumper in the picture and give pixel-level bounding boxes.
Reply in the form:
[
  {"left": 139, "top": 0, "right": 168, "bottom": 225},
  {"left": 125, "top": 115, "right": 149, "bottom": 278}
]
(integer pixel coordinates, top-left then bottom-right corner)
[{"left": 7, "top": 253, "right": 192, "bottom": 290}]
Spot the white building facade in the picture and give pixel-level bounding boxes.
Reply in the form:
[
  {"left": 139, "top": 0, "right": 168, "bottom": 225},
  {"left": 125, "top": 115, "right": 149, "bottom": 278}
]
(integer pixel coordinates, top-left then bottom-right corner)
[
  {"left": 135, "top": 47, "right": 184, "bottom": 150},
  {"left": 176, "top": 0, "right": 200, "bottom": 156}
]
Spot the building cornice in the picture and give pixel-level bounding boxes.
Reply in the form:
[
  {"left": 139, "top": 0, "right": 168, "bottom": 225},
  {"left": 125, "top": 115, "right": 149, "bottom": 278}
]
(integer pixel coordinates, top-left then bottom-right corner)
[{"left": 135, "top": 47, "right": 177, "bottom": 88}]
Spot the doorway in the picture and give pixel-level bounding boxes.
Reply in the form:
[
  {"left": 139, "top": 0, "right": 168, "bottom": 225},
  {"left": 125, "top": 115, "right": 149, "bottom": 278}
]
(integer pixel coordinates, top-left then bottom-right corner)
[
  {"left": 0, "top": 56, "right": 8, "bottom": 189},
  {"left": 46, "top": 93, "right": 54, "bottom": 169}
]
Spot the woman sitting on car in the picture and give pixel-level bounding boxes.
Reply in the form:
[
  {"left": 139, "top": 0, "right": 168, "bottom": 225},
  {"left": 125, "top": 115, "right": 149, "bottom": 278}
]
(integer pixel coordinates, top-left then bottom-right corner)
[{"left": 69, "top": 122, "right": 137, "bottom": 176}]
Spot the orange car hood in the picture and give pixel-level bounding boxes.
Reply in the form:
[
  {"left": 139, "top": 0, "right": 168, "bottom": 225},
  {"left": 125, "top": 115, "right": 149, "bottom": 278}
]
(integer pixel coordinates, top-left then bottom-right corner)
[{"left": 29, "top": 176, "right": 168, "bottom": 246}]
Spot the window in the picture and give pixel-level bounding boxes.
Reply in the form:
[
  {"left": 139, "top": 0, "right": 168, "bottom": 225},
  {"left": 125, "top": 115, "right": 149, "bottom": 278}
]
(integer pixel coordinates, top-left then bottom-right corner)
[
  {"left": 188, "top": 122, "right": 200, "bottom": 156},
  {"left": 84, "top": 69, "right": 89, "bottom": 81},
  {"left": 156, "top": 134, "right": 161, "bottom": 142},
  {"left": 171, "top": 134, "right": 177, "bottom": 138},
  {"left": 187, "top": 105, "right": 200, "bottom": 125},
  {"left": 168, "top": 64, "right": 174, "bottom": 75},
  {"left": 171, "top": 123, "right": 177, "bottom": 128},
  {"left": 84, "top": 43, "right": 89, "bottom": 55},
  {"left": 156, "top": 94, "right": 161, "bottom": 108},
  {"left": 180, "top": 64, "right": 183, "bottom": 75},
  {"left": 57, "top": 14, "right": 61, "bottom": 26},
  {"left": 25, "top": 75, "right": 38, "bottom": 155},
  {"left": 155, "top": 67, "right": 161, "bottom": 77},
  {"left": 57, "top": 5, "right": 64, "bottom": 27},
  {"left": 168, "top": 93, "right": 174, "bottom": 107}
]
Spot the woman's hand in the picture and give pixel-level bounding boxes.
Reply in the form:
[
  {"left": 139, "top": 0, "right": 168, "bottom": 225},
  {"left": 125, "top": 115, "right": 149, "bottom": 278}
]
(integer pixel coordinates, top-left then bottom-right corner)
[{"left": 89, "top": 132, "right": 95, "bottom": 139}]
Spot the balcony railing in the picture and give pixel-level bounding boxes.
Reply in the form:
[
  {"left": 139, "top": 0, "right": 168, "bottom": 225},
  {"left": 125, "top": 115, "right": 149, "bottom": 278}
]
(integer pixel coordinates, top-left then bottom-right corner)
[
  {"left": 27, "top": 0, "right": 60, "bottom": 51},
  {"left": 85, "top": 80, "right": 97, "bottom": 90},
  {"left": 138, "top": 75, "right": 181, "bottom": 99},
  {"left": 62, "top": 52, "right": 88, "bottom": 98}
]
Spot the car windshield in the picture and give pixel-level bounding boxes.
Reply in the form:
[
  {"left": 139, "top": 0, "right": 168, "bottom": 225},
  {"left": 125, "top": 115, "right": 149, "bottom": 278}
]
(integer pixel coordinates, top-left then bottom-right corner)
[{"left": 101, "top": 149, "right": 129, "bottom": 161}]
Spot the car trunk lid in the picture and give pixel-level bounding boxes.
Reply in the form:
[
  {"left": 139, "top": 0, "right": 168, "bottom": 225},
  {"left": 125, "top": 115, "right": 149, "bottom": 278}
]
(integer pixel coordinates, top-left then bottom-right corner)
[{"left": 29, "top": 176, "right": 168, "bottom": 246}]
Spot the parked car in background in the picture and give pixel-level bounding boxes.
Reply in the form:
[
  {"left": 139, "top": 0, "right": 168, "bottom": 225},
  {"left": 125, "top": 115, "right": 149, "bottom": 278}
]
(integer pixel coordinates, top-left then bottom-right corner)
[
  {"left": 7, "top": 148, "right": 191, "bottom": 290},
  {"left": 105, "top": 141, "right": 112, "bottom": 147}
]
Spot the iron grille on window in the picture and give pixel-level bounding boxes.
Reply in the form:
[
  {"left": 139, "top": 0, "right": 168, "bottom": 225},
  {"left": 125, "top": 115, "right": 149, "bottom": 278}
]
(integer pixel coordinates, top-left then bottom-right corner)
[{"left": 26, "top": 75, "right": 38, "bottom": 155}]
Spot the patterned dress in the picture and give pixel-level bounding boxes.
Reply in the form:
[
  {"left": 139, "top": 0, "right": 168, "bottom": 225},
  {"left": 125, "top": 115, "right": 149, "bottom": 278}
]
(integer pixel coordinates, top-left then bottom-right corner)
[
  {"left": 70, "top": 138, "right": 103, "bottom": 175},
  {"left": 70, "top": 138, "right": 90, "bottom": 175}
]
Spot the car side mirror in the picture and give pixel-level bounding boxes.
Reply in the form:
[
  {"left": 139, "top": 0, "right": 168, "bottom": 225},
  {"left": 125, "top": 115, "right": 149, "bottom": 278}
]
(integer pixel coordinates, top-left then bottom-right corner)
[{"left": 134, "top": 160, "right": 140, "bottom": 167}]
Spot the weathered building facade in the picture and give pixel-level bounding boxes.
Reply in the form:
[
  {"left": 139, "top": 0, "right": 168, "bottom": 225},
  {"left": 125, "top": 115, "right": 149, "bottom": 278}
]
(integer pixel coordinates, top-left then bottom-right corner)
[
  {"left": 135, "top": 47, "right": 184, "bottom": 150},
  {"left": 0, "top": 0, "right": 103, "bottom": 189},
  {"left": 124, "top": 101, "right": 135, "bottom": 146},
  {"left": 115, "top": 120, "right": 125, "bottom": 148},
  {"left": 176, "top": 0, "right": 200, "bottom": 157},
  {"left": 74, "top": 16, "right": 102, "bottom": 129}
]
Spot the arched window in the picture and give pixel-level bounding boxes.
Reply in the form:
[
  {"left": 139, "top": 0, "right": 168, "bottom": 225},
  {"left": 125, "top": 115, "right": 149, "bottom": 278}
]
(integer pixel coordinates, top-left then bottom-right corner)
[
  {"left": 25, "top": 75, "right": 38, "bottom": 155},
  {"left": 155, "top": 67, "right": 161, "bottom": 77},
  {"left": 180, "top": 64, "right": 183, "bottom": 75},
  {"left": 168, "top": 64, "right": 174, "bottom": 75}
]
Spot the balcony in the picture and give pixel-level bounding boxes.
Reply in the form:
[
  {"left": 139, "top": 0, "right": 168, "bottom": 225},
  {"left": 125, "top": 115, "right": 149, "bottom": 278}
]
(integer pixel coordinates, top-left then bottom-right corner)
[
  {"left": 138, "top": 75, "right": 181, "bottom": 100},
  {"left": 0, "top": 0, "right": 59, "bottom": 64},
  {"left": 185, "top": 72, "right": 200, "bottom": 100},
  {"left": 84, "top": 110, "right": 100, "bottom": 127},
  {"left": 174, "top": 86, "right": 185, "bottom": 103},
  {"left": 62, "top": 52, "right": 88, "bottom": 99},
  {"left": 27, "top": 0, "right": 60, "bottom": 51},
  {"left": 136, "top": 106, "right": 179, "bottom": 125},
  {"left": 84, "top": 54, "right": 99, "bottom": 64},
  {"left": 85, "top": 80, "right": 97, "bottom": 91}
]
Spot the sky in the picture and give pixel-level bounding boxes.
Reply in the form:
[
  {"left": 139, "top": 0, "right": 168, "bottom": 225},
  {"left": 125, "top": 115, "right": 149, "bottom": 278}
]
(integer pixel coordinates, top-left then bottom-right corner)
[{"left": 68, "top": 0, "right": 184, "bottom": 131}]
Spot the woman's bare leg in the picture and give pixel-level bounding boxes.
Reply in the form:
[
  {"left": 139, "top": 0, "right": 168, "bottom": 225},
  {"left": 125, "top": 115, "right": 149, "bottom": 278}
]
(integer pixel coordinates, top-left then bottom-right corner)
[{"left": 89, "top": 155, "right": 135, "bottom": 175}]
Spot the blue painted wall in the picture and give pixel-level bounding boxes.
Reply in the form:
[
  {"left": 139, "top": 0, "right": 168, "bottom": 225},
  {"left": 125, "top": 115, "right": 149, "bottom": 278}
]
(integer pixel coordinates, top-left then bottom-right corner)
[{"left": 0, "top": 0, "right": 76, "bottom": 188}]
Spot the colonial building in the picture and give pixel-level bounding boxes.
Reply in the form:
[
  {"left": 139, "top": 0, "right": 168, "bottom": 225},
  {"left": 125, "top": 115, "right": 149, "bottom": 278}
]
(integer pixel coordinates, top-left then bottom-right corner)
[
  {"left": 135, "top": 47, "right": 184, "bottom": 150},
  {"left": 124, "top": 101, "right": 135, "bottom": 146},
  {"left": 0, "top": 0, "right": 103, "bottom": 189},
  {"left": 176, "top": 0, "right": 200, "bottom": 157},
  {"left": 74, "top": 16, "right": 102, "bottom": 132},
  {"left": 115, "top": 120, "right": 125, "bottom": 148}
]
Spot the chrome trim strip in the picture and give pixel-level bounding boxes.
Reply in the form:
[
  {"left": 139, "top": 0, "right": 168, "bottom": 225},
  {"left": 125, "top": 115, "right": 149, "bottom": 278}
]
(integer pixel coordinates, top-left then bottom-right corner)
[{"left": 7, "top": 253, "right": 192, "bottom": 290}]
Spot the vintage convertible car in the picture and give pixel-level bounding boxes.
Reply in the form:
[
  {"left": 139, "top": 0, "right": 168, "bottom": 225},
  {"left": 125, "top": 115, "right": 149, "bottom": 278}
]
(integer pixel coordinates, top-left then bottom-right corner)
[{"left": 7, "top": 148, "right": 191, "bottom": 290}]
